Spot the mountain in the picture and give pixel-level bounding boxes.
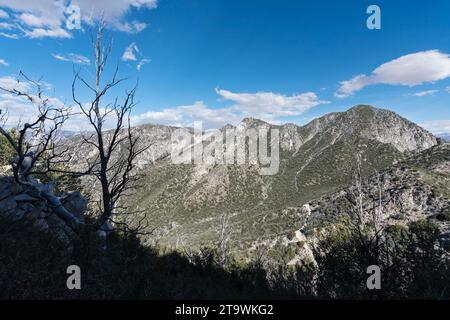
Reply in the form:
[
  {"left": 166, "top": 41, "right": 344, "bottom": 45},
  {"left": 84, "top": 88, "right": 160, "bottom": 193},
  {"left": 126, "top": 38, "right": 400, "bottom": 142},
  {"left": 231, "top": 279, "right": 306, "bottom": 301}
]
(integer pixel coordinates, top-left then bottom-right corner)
[
  {"left": 111, "top": 105, "right": 438, "bottom": 252},
  {"left": 304, "top": 143, "right": 450, "bottom": 242},
  {"left": 438, "top": 133, "right": 450, "bottom": 142}
]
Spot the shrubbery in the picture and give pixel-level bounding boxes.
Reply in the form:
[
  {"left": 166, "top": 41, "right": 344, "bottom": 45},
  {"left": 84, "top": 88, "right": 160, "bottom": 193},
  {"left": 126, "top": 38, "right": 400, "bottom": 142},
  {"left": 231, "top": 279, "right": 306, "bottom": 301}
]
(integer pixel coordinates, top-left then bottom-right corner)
[
  {"left": 309, "top": 219, "right": 450, "bottom": 299},
  {"left": 0, "top": 129, "right": 16, "bottom": 166},
  {"left": 1, "top": 214, "right": 449, "bottom": 299}
]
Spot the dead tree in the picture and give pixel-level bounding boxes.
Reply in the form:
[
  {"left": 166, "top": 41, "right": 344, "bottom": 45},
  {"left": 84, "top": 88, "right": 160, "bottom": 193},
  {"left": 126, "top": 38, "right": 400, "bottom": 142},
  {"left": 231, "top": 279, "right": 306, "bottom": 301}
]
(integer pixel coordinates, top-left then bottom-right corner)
[
  {"left": 349, "top": 152, "right": 390, "bottom": 273},
  {"left": 215, "top": 211, "right": 233, "bottom": 268},
  {"left": 0, "top": 73, "right": 70, "bottom": 183},
  {"left": 72, "top": 22, "right": 148, "bottom": 233},
  {"left": 0, "top": 73, "right": 86, "bottom": 230}
]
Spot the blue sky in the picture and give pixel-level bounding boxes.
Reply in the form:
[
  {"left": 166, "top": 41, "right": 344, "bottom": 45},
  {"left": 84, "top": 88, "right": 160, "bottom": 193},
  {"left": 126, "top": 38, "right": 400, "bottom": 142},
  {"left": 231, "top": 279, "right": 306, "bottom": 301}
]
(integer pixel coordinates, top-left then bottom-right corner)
[{"left": 0, "top": 0, "right": 450, "bottom": 133}]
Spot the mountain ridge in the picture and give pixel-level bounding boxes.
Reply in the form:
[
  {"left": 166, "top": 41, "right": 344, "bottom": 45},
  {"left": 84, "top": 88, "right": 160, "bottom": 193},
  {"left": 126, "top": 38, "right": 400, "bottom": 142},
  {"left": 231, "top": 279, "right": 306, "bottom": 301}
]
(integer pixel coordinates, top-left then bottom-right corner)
[{"left": 107, "top": 105, "right": 441, "bottom": 252}]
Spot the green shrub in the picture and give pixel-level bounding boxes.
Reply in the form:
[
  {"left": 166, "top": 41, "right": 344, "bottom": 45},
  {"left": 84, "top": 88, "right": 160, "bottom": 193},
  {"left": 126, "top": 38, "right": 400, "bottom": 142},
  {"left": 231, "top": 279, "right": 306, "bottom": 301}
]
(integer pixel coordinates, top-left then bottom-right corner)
[
  {"left": 433, "top": 208, "right": 450, "bottom": 222},
  {"left": 0, "top": 129, "right": 16, "bottom": 166}
]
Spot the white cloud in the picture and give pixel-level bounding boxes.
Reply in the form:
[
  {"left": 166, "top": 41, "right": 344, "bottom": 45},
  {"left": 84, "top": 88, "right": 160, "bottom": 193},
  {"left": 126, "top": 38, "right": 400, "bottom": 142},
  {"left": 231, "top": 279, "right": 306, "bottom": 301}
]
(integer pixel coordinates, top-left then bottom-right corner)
[
  {"left": 420, "top": 120, "right": 450, "bottom": 135},
  {"left": 137, "top": 58, "right": 151, "bottom": 71},
  {"left": 0, "top": 96, "right": 75, "bottom": 130},
  {"left": 52, "top": 53, "right": 90, "bottom": 65},
  {"left": 117, "top": 21, "right": 148, "bottom": 33},
  {"left": 123, "top": 43, "right": 151, "bottom": 70},
  {"left": 131, "top": 101, "right": 241, "bottom": 129},
  {"left": 132, "top": 22, "right": 147, "bottom": 32},
  {"left": 0, "top": 1, "right": 67, "bottom": 39},
  {"left": 1, "top": 75, "right": 326, "bottom": 131},
  {"left": 413, "top": 90, "right": 438, "bottom": 97},
  {"left": 0, "top": 76, "right": 29, "bottom": 92},
  {"left": 0, "top": 97, "right": 33, "bottom": 126},
  {"left": 132, "top": 89, "right": 328, "bottom": 129},
  {"left": 0, "top": 77, "right": 64, "bottom": 109},
  {"left": 0, "top": 76, "right": 69, "bottom": 129},
  {"left": 335, "top": 50, "right": 450, "bottom": 98},
  {"left": 446, "top": 86, "right": 450, "bottom": 94},
  {"left": 18, "top": 12, "right": 60, "bottom": 27},
  {"left": 216, "top": 89, "right": 328, "bottom": 119},
  {"left": 70, "top": 0, "right": 157, "bottom": 28},
  {"left": 0, "top": 21, "right": 14, "bottom": 29},
  {"left": 0, "top": 0, "right": 157, "bottom": 39},
  {"left": 0, "top": 58, "right": 8, "bottom": 66},
  {"left": 25, "top": 27, "right": 72, "bottom": 39},
  {"left": 0, "top": 8, "right": 8, "bottom": 18},
  {"left": 122, "top": 43, "right": 139, "bottom": 61},
  {"left": 0, "top": 32, "right": 18, "bottom": 39},
  {"left": 0, "top": 95, "right": 126, "bottom": 132}
]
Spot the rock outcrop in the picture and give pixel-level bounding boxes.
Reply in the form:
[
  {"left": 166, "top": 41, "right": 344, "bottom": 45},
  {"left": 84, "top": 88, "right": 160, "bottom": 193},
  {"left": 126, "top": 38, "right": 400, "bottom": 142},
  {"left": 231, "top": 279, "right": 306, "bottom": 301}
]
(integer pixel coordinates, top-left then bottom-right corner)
[
  {"left": 0, "top": 176, "right": 87, "bottom": 245},
  {"left": 304, "top": 143, "right": 450, "bottom": 248}
]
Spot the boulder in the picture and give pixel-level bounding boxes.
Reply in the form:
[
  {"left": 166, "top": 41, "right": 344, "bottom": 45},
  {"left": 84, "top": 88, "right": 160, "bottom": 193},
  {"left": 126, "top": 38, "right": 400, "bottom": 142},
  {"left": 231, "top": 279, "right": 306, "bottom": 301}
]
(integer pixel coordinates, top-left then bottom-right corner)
[
  {"left": 61, "top": 191, "right": 87, "bottom": 222},
  {"left": 0, "top": 175, "right": 90, "bottom": 248},
  {"left": 14, "top": 193, "right": 40, "bottom": 202},
  {"left": 0, "top": 196, "right": 17, "bottom": 217},
  {"left": 10, "top": 181, "right": 23, "bottom": 195}
]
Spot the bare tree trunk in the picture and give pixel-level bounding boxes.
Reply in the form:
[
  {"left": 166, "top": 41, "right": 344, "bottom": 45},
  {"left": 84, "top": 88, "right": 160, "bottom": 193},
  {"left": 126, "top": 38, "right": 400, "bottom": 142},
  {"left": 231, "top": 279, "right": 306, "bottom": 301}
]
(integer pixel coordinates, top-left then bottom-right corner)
[
  {"left": 71, "top": 22, "right": 149, "bottom": 233},
  {"left": 215, "top": 212, "right": 232, "bottom": 268}
]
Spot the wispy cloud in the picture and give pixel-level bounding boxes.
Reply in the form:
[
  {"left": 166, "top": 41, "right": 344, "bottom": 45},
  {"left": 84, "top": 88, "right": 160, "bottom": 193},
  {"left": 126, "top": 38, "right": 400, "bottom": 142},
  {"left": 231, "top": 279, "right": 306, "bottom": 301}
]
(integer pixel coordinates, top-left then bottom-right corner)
[
  {"left": 18, "top": 12, "right": 59, "bottom": 28},
  {"left": 420, "top": 120, "right": 450, "bottom": 134},
  {"left": 122, "top": 43, "right": 140, "bottom": 61},
  {"left": 0, "top": 76, "right": 86, "bottom": 131},
  {"left": 0, "top": 21, "right": 14, "bottom": 30},
  {"left": 122, "top": 43, "right": 151, "bottom": 71},
  {"left": 0, "top": 32, "right": 18, "bottom": 39},
  {"left": 413, "top": 90, "right": 438, "bottom": 97},
  {"left": 137, "top": 58, "right": 151, "bottom": 71},
  {"left": 0, "top": 58, "right": 8, "bottom": 66},
  {"left": 52, "top": 53, "right": 90, "bottom": 65},
  {"left": 0, "top": 0, "right": 158, "bottom": 39},
  {"left": 0, "top": 8, "right": 8, "bottom": 18},
  {"left": 117, "top": 21, "right": 148, "bottom": 33},
  {"left": 0, "top": 76, "right": 29, "bottom": 91},
  {"left": 216, "top": 89, "right": 328, "bottom": 119},
  {"left": 132, "top": 89, "right": 328, "bottom": 128},
  {"left": 26, "top": 27, "right": 72, "bottom": 39},
  {"left": 335, "top": 50, "right": 450, "bottom": 98},
  {"left": 0, "top": 80, "right": 328, "bottom": 130}
]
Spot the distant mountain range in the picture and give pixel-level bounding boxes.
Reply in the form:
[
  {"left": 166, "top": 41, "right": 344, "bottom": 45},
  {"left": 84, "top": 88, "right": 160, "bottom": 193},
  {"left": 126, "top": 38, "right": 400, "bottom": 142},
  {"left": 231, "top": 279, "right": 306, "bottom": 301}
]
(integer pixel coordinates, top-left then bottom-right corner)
[{"left": 438, "top": 133, "right": 450, "bottom": 142}]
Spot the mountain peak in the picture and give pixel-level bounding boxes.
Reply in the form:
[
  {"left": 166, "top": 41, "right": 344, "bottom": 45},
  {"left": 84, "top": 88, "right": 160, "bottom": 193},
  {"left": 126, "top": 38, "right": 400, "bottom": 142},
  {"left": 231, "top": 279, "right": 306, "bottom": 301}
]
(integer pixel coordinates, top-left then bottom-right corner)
[
  {"left": 343, "top": 105, "right": 437, "bottom": 152},
  {"left": 239, "top": 117, "right": 270, "bottom": 127},
  {"left": 348, "top": 104, "right": 377, "bottom": 112}
]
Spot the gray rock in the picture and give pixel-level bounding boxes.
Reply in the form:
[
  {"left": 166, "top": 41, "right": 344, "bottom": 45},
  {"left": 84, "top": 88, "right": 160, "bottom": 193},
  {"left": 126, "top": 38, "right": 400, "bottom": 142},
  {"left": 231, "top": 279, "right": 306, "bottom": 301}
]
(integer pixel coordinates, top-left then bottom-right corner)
[
  {"left": 26, "top": 186, "right": 42, "bottom": 199},
  {"left": 0, "top": 197, "right": 17, "bottom": 216},
  {"left": 14, "top": 193, "right": 39, "bottom": 202},
  {"left": 45, "top": 214, "right": 75, "bottom": 243},
  {"left": 32, "top": 219, "right": 49, "bottom": 232},
  {"left": 23, "top": 204, "right": 42, "bottom": 220},
  {"left": 11, "top": 209, "right": 26, "bottom": 221},
  {"left": 62, "top": 191, "right": 87, "bottom": 222},
  {"left": 10, "top": 182, "right": 23, "bottom": 195}
]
